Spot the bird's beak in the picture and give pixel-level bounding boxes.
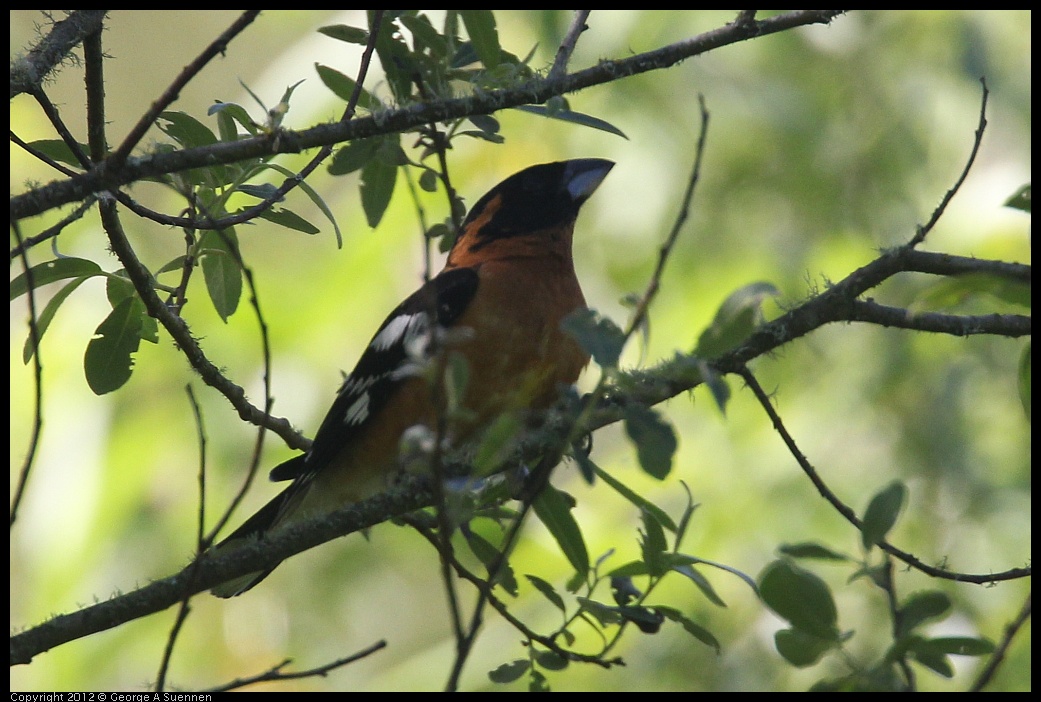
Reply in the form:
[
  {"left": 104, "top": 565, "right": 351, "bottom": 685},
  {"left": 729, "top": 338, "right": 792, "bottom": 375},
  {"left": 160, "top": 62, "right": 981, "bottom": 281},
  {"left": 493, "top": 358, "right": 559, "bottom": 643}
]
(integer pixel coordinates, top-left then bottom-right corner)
[{"left": 564, "top": 158, "right": 615, "bottom": 203}]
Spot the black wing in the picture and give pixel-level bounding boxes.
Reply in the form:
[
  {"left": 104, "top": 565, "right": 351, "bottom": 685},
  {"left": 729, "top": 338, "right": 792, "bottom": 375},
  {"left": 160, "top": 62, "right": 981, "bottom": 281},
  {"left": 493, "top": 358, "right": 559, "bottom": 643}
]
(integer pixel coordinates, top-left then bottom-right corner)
[{"left": 269, "top": 266, "right": 480, "bottom": 483}]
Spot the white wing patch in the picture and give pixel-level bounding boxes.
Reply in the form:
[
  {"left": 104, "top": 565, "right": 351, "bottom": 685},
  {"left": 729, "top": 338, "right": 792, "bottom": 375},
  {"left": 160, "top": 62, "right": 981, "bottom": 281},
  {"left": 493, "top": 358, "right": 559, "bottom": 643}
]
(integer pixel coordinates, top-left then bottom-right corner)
[
  {"left": 343, "top": 392, "right": 370, "bottom": 425},
  {"left": 371, "top": 312, "right": 422, "bottom": 351},
  {"left": 338, "top": 373, "right": 384, "bottom": 397}
]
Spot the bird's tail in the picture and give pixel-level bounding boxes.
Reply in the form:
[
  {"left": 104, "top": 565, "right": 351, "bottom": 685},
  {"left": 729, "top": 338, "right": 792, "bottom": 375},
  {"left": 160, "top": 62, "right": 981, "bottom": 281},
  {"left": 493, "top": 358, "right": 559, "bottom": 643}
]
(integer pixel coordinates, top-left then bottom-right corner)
[{"left": 209, "top": 483, "right": 299, "bottom": 598}]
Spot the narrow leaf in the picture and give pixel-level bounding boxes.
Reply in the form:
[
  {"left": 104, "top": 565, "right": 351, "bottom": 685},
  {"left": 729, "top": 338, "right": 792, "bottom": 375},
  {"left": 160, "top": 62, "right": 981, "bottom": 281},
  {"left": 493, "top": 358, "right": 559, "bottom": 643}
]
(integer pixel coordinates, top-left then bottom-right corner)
[
  {"left": 315, "top": 63, "right": 380, "bottom": 110},
  {"left": 199, "top": 229, "right": 242, "bottom": 322},
  {"left": 264, "top": 162, "right": 344, "bottom": 247},
  {"left": 24, "top": 139, "right": 91, "bottom": 169},
  {"left": 256, "top": 207, "right": 321, "bottom": 235},
  {"left": 513, "top": 105, "right": 628, "bottom": 139},
  {"left": 594, "top": 465, "right": 677, "bottom": 532},
  {"left": 460, "top": 10, "right": 501, "bottom": 68},
  {"left": 779, "top": 542, "right": 851, "bottom": 562},
  {"left": 913, "top": 636, "right": 995, "bottom": 657},
  {"left": 10, "top": 257, "right": 103, "bottom": 300},
  {"left": 318, "top": 24, "right": 369, "bottom": 45},
  {"left": 654, "top": 605, "right": 721, "bottom": 651},
  {"left": 532, "top": 484, "right": 589, "bottom": 578},
  {"left": 525, "top": 574, "right": 565, "bottom": 612},
  {"left": 23, "top": 276, "right": 93, "bottom": 363},
  {"left": 360, "top": 152, "right": 398, "bottom": 228}
]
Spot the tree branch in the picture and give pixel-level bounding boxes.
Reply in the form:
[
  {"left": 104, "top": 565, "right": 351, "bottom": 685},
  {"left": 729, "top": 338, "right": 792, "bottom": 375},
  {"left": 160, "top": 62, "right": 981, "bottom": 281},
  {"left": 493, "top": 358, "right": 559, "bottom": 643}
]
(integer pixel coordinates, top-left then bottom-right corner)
[
  {"left": 10, "top": 10, "right": 846, "bottom": 221},
  {"left": 10, "top": 10, "right": 108, "bottom": 99}
]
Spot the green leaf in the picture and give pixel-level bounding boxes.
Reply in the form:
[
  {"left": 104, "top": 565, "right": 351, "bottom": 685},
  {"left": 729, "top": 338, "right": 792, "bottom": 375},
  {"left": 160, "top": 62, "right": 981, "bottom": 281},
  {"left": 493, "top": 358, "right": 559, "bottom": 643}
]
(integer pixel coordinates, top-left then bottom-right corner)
[
  {"left": 255, "top": 207, "right": 321, "bottom": 235},
  {"left": 914, "top": 273, "right": 1031, "bottom": 310},
  {"left": 532, "top": 484, "right": 589, "bottom": 579},
  {"left": 654, "top": 605, "right": 721, "bottom": 651},
  {"left": 10, "top": 257, "right": 103, "bottom": 300},
  {"left": 460, "top": 10, "right": 501, "bottom": 68},
  {"left": 896, "top": 590, "right": 951, "bottom": 637},
  {"left": 263, "top": 162, "right": 344, "bottom": 248},
  {"left": 237, "top": 183, "right": 282, "bottom": 201},
  {"left": 775, "top": 627, "right": 836, "bottom": 667},
  {"left": 861, "top": 480, "right": 907, "bottom": 550},
  {"left": 100, "top": 274, "right": 157, "bottom": 345},
  {"left": 575, "top": 596, "right": 623, "bottom": 626},
  {"left": 617, "top": 605, "right": 665, "bottom": 633},
  {"left": 639, "top": 508, "right": 669, "bottom": 575},
  {"left": 25, "top": 139, "right": 91, "bottom": 169},
  {"left": 468, "top": 114, "right": 500, "bottom": 135},
  {"left": 157, "top": 110, "right": 218, "bottom": 148},
  {"left": 623, "top": 405, "right": 677, "bottom": 480},
  {"left": 560, "top": 308, "right": 626, "bottom": 369},
  {"left": 779, "top": 542, "right": 851, "bottom": 562},
  {"left": 488, "top": 659, "right": 528, "bottom": 684},
  {"left": 329, "top": 137, "right": 380, "bottom": 176},
  {"left": 525, "top": 574, "right": 565, "bottom": 612},
  {"left": 472, "top": 413, "right": 522, "bottom": 476},
  {"left": 157, "top": 111, "right": 231, "bottom": 186},
  {"left": 759, "top": 559, "right": 840, "bottom": 640},
  {"left": 360, "top": 148, "right": 399, "bottom": 228},
  {"left": 607, "top": 560, "right": 651, "bottom": 578},
  {"left": 665, "top": 560, "right": 727, "bottom": 607},
  {"left": 466, "top": 530, "right": 517, "bottom": 595},
  {"left": 904, "top": 636, "right": 955, "bottom": 677},
  {"left": 697, "top": 359, "right": 731, "bottom": 414},
  {"left": 665, "top": 552, "right": 759, "bottom": 599},
  {"left": 23, "top": 276, "right": 93, "bottom": 363},
  {"left": 315, "top": 63, "right": 380, "bottom": 110},
  {"left": 209, "top": 101, "right": 259, "bottom": 138},
  {"left": 913, "top": 636, "right": 995, "bottom": 657},
  {"left": 399, "top": 15, "right": 447, "bottom": 56},
  {"left": 513, "top": 104, "right": 629, "bottom": 140},
  {"left": 317, "top": 24, "right": 369, "bottom": 45},
  {"left": 84, "top": 297, "right": 145, "bottom": 395},
  {"left": 1019, "top": 342, "right": 1031, "bottom": 421},
  {"left": 528, "top": 667, "right": 550, "bottom": 692},
  {"left": 534, "top": 650, "right": 568, "bottom": 671},
  {"left": 371, "top": 10, "right": 414, "bottom": 101},
  {"left": 1004, "top": 183, "right": 1030, "bottom": 213},
  {"left": 593, "top": 465, "right": 677, "bottom": 532},
  {"left": 199, "top": 229, "right": 242, "bottom": 322},
  {"left": 695, "top": 281, "right": 779, "bottom": 359}
]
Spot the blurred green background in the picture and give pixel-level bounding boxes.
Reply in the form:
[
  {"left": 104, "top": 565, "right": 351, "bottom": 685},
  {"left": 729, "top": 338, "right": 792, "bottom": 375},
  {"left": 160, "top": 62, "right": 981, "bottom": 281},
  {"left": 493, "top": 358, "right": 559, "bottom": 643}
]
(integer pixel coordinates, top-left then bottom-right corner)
[{"left": 10, "top": 10, "right": 1030, "bottom": 692}]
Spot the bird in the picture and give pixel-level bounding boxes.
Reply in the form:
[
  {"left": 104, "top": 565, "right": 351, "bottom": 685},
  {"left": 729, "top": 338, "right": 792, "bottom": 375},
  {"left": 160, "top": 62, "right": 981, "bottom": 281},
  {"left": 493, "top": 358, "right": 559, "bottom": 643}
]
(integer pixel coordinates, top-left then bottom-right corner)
[{"left": 210, "top": 158, "right": 614, "bottom": 597}]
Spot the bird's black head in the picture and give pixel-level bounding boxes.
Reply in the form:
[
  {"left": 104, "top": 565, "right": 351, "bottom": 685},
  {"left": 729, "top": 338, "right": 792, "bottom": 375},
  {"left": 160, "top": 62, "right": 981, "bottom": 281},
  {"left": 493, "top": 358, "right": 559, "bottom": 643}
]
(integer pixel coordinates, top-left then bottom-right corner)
[{"left": 455, "top": 159, "right": 614, "bottom": 251}]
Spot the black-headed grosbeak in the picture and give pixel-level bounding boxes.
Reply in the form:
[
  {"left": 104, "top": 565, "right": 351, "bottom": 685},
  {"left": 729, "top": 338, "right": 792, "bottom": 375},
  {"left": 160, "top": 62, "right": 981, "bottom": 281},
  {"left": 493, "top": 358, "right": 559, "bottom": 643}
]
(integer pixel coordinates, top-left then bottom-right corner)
[{"left": 211, "top": 158, "right": 614, "bottom": 597}]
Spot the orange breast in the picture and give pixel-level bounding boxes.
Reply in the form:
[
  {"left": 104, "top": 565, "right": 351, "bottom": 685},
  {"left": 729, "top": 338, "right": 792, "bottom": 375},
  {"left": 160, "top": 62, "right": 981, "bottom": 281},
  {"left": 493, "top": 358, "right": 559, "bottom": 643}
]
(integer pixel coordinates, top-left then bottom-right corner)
[{"left": 292, "top": 255, "right": 588, "bottom": 519}]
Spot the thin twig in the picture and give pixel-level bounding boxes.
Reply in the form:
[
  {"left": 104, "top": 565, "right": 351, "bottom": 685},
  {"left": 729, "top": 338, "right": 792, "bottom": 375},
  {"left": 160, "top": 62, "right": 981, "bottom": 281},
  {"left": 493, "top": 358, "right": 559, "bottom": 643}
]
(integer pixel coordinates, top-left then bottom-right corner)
[
  {"left": 908, "top": 77, "right": 989, "bottom": 247},
  {"left": 207, "top": 641, "right": 388, "bottom": 692},
  {"left": 106, "top": 11, "right": 261, "bottom": 169},
  {"left": 737, "top": 366, "right": 1027, "bottom": 584},
  {"left": 549, "top": 11, "right": 592, "bottom": 81},
  {"left": 154, "top": 386, "right": 209, "bottom": 691},
  {"left": 969, "top": 591, "right": 1031, "bottom": 692},
  {"left": 8, "top": 219, "right": 45, "bottom": 528}
]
